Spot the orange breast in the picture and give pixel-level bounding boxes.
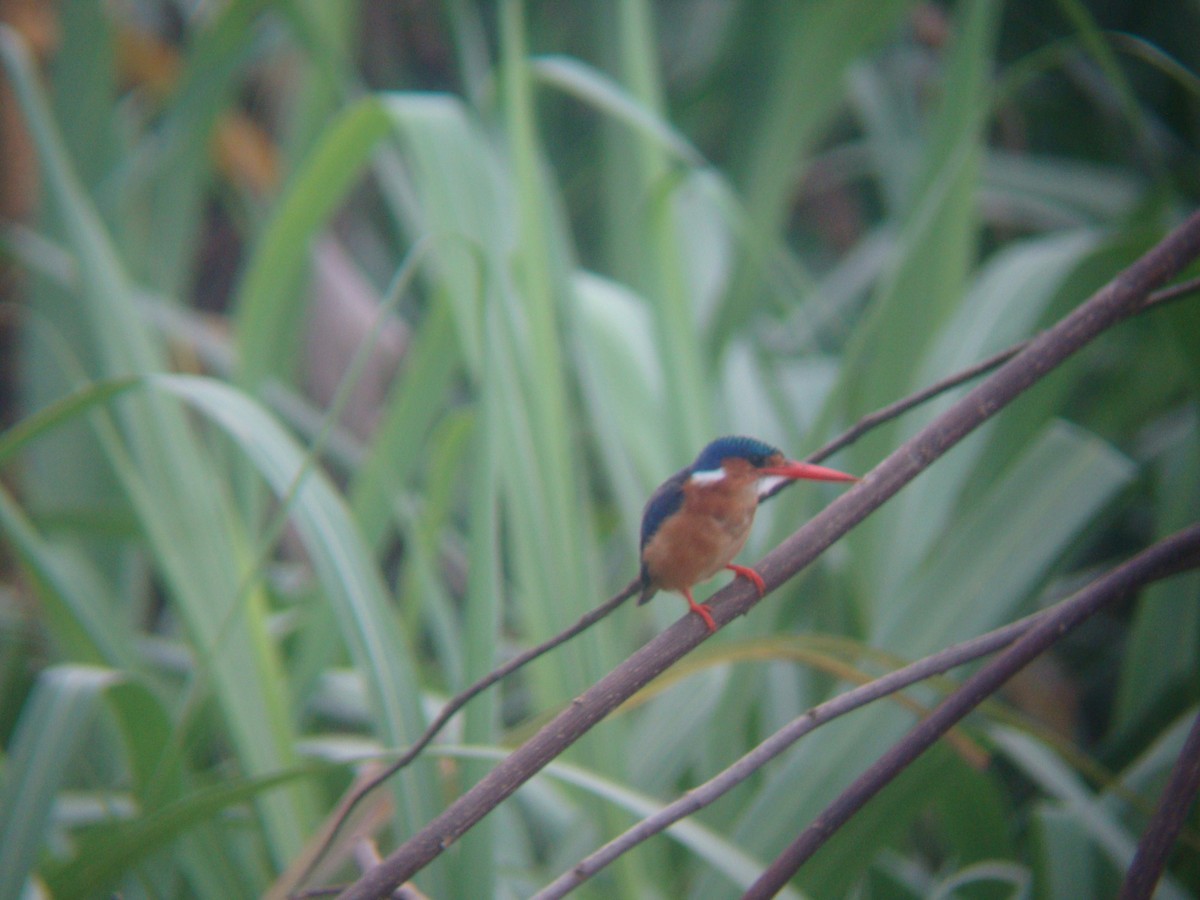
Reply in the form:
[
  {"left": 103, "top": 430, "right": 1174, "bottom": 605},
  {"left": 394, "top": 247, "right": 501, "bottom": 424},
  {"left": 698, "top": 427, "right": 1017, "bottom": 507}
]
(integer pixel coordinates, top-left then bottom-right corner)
[{"left": 641, "top": 475, "right": 759, "bottom": 594}]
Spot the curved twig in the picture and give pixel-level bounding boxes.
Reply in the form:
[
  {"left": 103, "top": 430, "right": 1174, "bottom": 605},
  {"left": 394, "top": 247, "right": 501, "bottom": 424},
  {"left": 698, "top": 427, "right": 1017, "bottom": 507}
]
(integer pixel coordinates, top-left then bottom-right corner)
[
  {"left": 796, "top": 271, "right": 1200, "bottom": 470},
  {"left": 291, "top": 577, "right": 641, "bottom": 893},
  {"left": 537, "top": 526, "right": 1200, "bottom": 898},
  {"left": 743, "top": 522, "right": 1200, "bottom": 898},
  {"left": 336, "top": 209, "right": 1200, "bottom": 900},
  {"left": 535, "top": 610, "right": 1050, "bottom": 897},
  {"left": 298, "top": 264, "right": 1200, "bottom": 893},
  {"left": 298, "top": 270, "right": 1200, "bottom": 893}
]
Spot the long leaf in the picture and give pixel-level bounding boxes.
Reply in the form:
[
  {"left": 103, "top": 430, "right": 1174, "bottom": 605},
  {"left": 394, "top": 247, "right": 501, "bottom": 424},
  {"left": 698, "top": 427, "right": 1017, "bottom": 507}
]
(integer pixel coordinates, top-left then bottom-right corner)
[
  {"left": 1, "top": 25, "right": 315, "bottom": 860},
  {"left": 147, "top": 374, "right": 440, "bottom": 836},
  {"left": 0, "top": 665, "right": 124, "bottom": 898}
]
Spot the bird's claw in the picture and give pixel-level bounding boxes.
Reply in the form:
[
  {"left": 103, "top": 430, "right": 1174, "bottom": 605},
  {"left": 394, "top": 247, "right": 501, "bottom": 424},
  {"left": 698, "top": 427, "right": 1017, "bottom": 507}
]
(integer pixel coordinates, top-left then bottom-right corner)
[
  {"left": 726, "top": 564, "right": 766, "bottom": 597},
  {"left": 690, "top": 602, "right": 717, "bottom": 633}
]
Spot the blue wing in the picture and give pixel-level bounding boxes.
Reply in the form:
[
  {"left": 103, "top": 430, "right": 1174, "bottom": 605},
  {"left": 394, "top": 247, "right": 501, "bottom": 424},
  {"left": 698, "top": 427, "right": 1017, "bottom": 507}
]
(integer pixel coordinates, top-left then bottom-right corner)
[
  {"left": 640, "top": 467, "right": 688, "bottom": 550},
  {"left": 638, "top": 467, "right": 689, "bottom": 603}
]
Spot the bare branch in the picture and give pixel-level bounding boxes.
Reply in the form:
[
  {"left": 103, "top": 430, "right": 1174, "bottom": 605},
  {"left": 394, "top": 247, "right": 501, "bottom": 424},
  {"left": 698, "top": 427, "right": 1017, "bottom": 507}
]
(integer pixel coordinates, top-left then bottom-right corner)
[
  {"left": 296, "top": 262, "right": 1200, "bottom": 895},
  {"left": 1119, "top": 707, "right": 1200, "bottom": 899},
  {"left": 743, "top": 523, "right": 1200, "bottom": 898},
  {"left": 534, "top": 608, "right": 1050, "bottom": 897},
  {"left": 799, "top": 271, "right": 1200, "bottom": 469},
  {"left": 336, "top": 211, "right": 1200, "bottom": 899},
  {"left": 291, "top": 578, "right": 641, "bottom": 894},
  {"left": 537, "top": 526, "right": 1200, "bottom": 898}
]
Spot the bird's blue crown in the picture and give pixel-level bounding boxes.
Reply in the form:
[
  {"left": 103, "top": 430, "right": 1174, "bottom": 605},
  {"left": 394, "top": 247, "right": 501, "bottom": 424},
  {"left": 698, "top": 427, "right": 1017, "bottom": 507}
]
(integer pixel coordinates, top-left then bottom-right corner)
[{"left": 692, "top": 435, "right": 781, "bottom": 472}]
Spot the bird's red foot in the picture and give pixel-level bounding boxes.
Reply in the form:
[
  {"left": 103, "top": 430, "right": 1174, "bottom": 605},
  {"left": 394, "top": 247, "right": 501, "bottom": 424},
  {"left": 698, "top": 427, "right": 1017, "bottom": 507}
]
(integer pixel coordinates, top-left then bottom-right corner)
[
  {"left": 683, "top": 589, "right": 717, "bottom": 633},
  {"left": 726, "top": 564, "right": 765, "bottom": 597}
]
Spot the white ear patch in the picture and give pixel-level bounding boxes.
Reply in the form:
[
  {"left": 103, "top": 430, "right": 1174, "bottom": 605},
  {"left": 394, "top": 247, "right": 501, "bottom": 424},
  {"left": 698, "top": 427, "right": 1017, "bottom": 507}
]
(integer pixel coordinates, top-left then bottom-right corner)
[
  {"left": 756, "top": 475, "right": 787, "bottom": 498},
  {"left": 690, "top": 468, "right": 726, "bottom": 485}
]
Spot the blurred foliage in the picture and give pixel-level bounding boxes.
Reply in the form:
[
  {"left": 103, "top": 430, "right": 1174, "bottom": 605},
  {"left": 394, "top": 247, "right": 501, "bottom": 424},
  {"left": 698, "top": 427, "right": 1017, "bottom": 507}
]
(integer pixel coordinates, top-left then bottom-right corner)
[{"left": 0, "top": 1, "right": 1197, "bottom": 897}]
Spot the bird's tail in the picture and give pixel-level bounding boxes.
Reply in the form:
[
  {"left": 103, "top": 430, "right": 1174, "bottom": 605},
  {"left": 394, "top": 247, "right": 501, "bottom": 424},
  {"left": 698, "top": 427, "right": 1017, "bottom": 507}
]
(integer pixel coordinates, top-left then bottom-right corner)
[{"left": 636, "top": 568, "right": 656, "bottom": 605}]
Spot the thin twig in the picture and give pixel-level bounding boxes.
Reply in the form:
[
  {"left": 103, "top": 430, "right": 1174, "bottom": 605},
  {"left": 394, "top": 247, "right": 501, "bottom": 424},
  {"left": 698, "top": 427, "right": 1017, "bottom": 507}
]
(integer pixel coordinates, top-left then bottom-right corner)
[
  {"left": 291, "top": 578, "right": 640, "bottom": 894},
  {"left": 298, "top": 268, "right": 1200, "bottom": 893},
  {"left": 1119, "top": 707, "right": 1200, "bottom": 899},
  {"left": 799, "top": 272, "right": 1200, "bottom": 469},
  {"left": 337, "top": 207, "right": 1200, "bottom": 900},
  {"left": 534, "top": 609, "right": 1049, "bottom": 897},
  {"left": 537, "top": 527, "right": 1200, "bottom": 898},
  {"left": 742, "top": 523, "right": 1200, "bottom": 899}
]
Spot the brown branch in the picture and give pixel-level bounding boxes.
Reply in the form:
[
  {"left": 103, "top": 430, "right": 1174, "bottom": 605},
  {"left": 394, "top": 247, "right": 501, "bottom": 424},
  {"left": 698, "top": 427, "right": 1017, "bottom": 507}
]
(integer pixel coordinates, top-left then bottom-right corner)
[
  {"left": 535, "top": 611, "right": 1049, "bottom": 897},
  {"left": 537, "top": 527, "right": 1200, "bottom": 897},
  {"left": 291, "top": 577, "right": 641, "bottom": 894},
  {"left": 799, "top": 270, "right": 1200, "bottom": 468},
  {"left": 1119, "top": 706, "right": 1200, "bottom": 899},
  {"left": 743, "top": 522, "right": 1200, "bottom": 899},
  {"left": 337, "top": 211, "right": 1200, "bottom": 899},
  {"left": 296, "top": 266, "right": 1200, "bottom": 893}
]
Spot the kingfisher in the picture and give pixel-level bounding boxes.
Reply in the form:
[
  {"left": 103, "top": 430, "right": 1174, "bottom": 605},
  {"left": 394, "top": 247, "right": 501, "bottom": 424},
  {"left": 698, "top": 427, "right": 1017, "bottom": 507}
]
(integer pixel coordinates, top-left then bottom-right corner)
[{"left": 638, "top": 436, "right": 857, "bottom": 633}]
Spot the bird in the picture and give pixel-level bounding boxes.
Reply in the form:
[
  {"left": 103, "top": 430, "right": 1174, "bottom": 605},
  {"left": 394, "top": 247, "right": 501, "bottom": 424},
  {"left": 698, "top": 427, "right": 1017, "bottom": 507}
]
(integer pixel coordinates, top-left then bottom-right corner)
[{"left": 638, "top": 435, "right": 857, "bottom": 633}]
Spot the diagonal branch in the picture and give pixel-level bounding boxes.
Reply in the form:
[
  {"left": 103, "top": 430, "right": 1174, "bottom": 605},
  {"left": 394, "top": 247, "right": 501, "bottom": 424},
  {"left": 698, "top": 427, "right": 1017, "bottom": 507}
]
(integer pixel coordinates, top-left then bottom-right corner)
[
  {"left": 797, "top": 271, "right": 1200, "bottom": 468},
  {"left": 338, "top": 209, "right": 1200, "bottom": 899},
  {"left": 537, "top": 525, "right": 1200, "bottom": 898},
  {"left": 742, "top": 523, "right": 1200, "bottom": 899},
  {"left": 537, "top": 613, "right": 1052, "bottom": 898},
  {"left": 1119, "top": 705, "right": 1200, "bottom": 899},
  {"left": 296, "top": 267, "right": 1200, "bottom": 893},
  {"left": 290, "top": 578, "right": 641, "bottom": 892}
]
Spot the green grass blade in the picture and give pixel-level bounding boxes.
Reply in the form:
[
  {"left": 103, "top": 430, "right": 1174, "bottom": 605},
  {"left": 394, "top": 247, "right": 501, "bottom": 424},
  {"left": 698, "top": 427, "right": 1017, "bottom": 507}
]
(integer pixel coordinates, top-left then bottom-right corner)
[
  {"left": 115, "top": 0, "right": 271, "bottom": 294},
  {"left": 875, "top": 421, "right": 1136, "bottom": 650},
  {"left": 864, "top": 229, "right": 1104, "bottom": 591},
  {"left": 842, "top": 0, "right": 1002, "bottom": 436},
  {"left": 1, "top": 26, "right": 315, "bottom": 860},
  {"left": 44, "top": 765, "right": 322, "bottom": 897},
  {"left": 0, "top": 377, "right": 139, "bottom": 465},
  {"left": 233, "top": 96, "right": 397, "bottom": 388},
  {"left": 438, "top": 746, "right": 803, "bottom": 900},
  {"left": 991, "top": 725, "right": 1191, "bottom": 900},
  {"left": 606, "top": 0, "right": 711, "bottom": 454},
  {"left": 349, "top": 296, "right": 461, "bottom": 551},
  {"left": 1112, "top": 413, "right": 1200, "bottom": 736},
  {"left": 0, "top": 485, "right": 134, "bottom": 666},
  {"left": 0, "top": 665, "right": 124, "bottom": 898},
  {"left": 531, "top": 55, "right": 704, "bottom": 167},
  {"left": 713, "top": 0, "right": 916, "bottom": 341},
  {"left": 455, "top": 379, "right": 502, "bottom": 898},
  {"left": 148, "top": 374, "right": 440, "bottom": 834}
]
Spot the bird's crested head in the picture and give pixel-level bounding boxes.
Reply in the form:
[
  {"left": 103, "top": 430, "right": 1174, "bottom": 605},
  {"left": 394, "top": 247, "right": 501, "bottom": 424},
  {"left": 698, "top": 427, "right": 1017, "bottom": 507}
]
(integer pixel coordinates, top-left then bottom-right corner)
[{"left": 688, "top": 435, "right": 857, "bottom": 497}]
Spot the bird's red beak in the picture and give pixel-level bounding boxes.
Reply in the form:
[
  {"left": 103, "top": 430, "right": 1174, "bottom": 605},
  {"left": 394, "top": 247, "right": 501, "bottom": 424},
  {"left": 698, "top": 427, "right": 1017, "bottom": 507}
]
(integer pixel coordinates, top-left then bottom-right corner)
[{"left": 762, "top": 460, "right": 858, "bottom": 483}]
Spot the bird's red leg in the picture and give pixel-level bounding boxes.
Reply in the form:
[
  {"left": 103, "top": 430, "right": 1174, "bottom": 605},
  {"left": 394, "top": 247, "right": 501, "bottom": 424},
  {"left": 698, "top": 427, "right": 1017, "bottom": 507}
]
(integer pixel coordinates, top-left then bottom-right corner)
[
  {"left": 682, "top": 588, "right": 717, "bottom": 633},
  {"left": 726, "top": 563, "right": 765, "bottom": 597}
]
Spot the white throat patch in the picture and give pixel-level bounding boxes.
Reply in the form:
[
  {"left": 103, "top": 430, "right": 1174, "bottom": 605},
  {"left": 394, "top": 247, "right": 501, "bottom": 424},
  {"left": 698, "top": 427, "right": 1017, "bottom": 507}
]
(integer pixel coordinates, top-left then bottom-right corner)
[
  {"left": 689, "top": 468, "right": 726, "bottom": 485},
  {"left": 756, "top": 475, "right": 787, "bottom": 498}
]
